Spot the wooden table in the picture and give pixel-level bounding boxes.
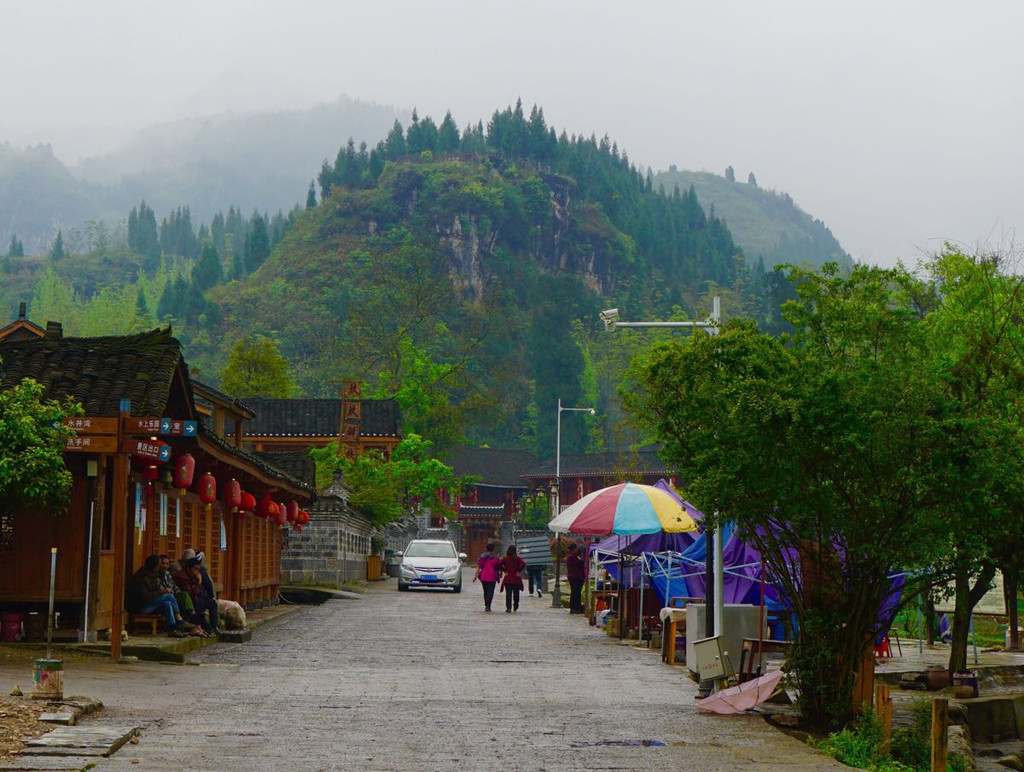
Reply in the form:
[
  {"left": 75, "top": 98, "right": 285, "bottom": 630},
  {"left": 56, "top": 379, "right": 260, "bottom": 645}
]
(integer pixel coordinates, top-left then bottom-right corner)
[{"left": 659, "top": 607, "right": 688, "bottom": 665}]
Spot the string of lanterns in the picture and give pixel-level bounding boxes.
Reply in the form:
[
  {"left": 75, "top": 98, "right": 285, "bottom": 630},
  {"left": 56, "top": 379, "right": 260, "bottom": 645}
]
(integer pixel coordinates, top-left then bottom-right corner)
[{"left": 160, "top": 452, "right": 308, "bottom": 531}]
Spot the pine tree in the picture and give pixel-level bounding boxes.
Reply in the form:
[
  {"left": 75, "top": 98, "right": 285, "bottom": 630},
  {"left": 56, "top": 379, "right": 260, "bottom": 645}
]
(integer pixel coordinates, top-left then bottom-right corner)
[
  {"left": 50, "top": 231, "right": 66, "bottom": 260},
  {"left": 725, "top": 165, "right": 736, "bottom": 182},
  {"left": 437, "top": 111, "right": 461, "bottom": 153},
  {"left": 243, "top": 212, "right": 270, "bottom": 272},
  {"left": 384, "top": 120, "right": 407, "bottom": 158},
  {"left": 193, "top": 243, "right": 223, "bottom": 290},
  {"left": 7, "top": 234, "right": 24, "bottom": 257},
  {"left": 306, "top": 181, "right": 317, "bottom": 209}
]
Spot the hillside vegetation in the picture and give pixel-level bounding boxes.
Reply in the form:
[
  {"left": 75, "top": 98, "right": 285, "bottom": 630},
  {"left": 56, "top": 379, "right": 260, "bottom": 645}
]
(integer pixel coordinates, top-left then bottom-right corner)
[
  {"left": 4, "top": 102, "right": 831, "bottom": 456},
  {"left": 655, "top": 168, "right": 852, "bottom": 273}
]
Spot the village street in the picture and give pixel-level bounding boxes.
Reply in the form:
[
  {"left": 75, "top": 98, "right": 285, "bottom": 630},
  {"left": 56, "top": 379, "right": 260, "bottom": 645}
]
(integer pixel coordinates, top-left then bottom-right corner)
[{"left": 10, "top": 572, "right": 842, "bottom": 771}]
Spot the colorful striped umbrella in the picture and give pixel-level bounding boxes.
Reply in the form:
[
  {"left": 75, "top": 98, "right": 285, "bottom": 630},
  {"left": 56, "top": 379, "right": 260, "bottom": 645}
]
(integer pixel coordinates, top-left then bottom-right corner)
[{"left": 549, "top": 482, "right": 700, "bottom": 536}]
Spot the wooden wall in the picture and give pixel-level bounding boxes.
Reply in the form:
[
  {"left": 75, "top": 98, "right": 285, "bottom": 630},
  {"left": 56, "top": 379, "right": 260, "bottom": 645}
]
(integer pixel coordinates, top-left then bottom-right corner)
[{"left": 0, "top": 476, "right": 90, "bottom": 604}]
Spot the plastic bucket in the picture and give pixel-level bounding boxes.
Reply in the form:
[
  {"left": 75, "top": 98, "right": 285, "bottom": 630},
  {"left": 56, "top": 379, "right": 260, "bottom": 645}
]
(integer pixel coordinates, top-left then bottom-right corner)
[{"left": 0, "top": 613, "right": 22, "bottom": 642}]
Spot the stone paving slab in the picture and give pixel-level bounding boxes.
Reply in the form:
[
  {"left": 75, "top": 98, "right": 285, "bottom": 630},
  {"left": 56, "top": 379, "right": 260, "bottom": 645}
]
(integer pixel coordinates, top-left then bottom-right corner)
[
  {"left": 21, "top": 726, "right": 138, "bottom": 757},
  {"left": 0, "top": 755, "right": 103, "bottom": 770}
]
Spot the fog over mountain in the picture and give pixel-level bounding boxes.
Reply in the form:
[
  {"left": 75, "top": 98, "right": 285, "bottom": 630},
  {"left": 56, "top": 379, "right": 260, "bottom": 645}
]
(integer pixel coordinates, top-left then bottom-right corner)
[{"left": 3, "top": 1, "right": 1022, "bottom": 268}]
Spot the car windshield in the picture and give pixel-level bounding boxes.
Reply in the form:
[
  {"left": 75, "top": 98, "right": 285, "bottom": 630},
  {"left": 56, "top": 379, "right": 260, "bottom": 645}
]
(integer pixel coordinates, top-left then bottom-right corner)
[{"left": 405, "top": 542, "right": 456, "bottom": 559}]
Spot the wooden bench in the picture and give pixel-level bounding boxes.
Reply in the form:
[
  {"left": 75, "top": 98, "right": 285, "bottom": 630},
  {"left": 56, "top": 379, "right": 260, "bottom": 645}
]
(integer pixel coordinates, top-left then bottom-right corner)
[
  {"left": 128, "top": 613, "right": 165, "bottom": 635},
  {"left": 738, "top": 637, "right": 792, "bottom": 682}
]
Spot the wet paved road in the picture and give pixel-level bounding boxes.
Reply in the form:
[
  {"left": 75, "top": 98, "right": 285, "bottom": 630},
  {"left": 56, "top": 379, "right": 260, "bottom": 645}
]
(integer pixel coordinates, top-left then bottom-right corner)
[{"left": 30, "top": 570, "right": 843, "bottom": 771}]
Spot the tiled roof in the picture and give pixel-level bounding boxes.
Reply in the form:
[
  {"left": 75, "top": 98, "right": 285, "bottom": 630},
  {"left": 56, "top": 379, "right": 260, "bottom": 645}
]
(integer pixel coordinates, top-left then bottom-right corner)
[
  {"left": 198, "top": 425, "right": 313, "bottom": 495},
  {"left": 444, "top": 447, "right": 538, "bottom": 488},
  {"left": 458, "top": 505, "right": 506, "bottom": 519},
  {"left": 243, "top": 398, "right": 402, "bottom": 439},
  {"left": 254, "top": 450, "right": 317, "bottom": 487},
  {"left": 0, "top": 327, "right": 187, "bottom": 417},
  {"left": 191, "top": 379, "right": 256, "bottom": 418},
  {"left": 522, "top": 447, "right": 674, "bottom": 479}
]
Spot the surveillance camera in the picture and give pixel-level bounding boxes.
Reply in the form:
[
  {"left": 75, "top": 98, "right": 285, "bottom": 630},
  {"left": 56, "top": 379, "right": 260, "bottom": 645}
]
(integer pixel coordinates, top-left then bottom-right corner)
[{"left": 599, "top": 308, "right": 619, "bottom": 330}]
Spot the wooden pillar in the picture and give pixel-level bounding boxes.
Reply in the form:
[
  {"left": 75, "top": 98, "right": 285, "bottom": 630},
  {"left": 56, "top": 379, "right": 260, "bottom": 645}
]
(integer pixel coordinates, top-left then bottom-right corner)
[
  {"left": 109, "top": 411, "right": 130, "bottom": 661},
  {"left": 875, "top": 684, "right": 892, "bottom": 755},
  {"left": 931, "top": 697, "right": 948, "bottom": 771},
  {"left": 852, "top": 640, "right": 875, "bottom": 713}
]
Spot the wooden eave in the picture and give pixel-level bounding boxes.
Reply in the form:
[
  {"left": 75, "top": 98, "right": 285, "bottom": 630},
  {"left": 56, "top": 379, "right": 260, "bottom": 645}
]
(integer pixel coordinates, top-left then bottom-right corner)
[{"left": 195, "top": 434, "right": 312, "bottom": 501}]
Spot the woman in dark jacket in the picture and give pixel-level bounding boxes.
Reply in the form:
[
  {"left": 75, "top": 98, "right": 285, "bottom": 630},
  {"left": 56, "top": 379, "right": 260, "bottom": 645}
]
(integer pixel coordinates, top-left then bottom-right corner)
[{"left": 498, "top": 545, "right": 526, "bottom": 613}]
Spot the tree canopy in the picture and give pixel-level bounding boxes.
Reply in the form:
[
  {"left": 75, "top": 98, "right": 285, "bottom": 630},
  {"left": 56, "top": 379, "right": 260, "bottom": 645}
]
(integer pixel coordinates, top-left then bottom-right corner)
[
  {"left": 219, "top": 335, "right": 298, "bottom": 398},
  {"left": 626, "top": 252, "right": 1024, "bottom": 731},
  {"left": 0, "top": 376, "right": 80, "bottom": 512}
]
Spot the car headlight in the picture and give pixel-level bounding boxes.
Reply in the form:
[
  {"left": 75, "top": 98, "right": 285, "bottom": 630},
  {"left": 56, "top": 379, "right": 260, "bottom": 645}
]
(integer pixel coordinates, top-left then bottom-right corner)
[
  {"left": 441, "top": 564, "right": 460, "bottom": 576},
  {"left": 400, "top": 564, "right": 417, "bottom": 577}
]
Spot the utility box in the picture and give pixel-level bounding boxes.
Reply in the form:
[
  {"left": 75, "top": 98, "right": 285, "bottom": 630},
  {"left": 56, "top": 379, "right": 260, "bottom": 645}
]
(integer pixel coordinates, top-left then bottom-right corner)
[{"left": 685, "top": 604, "right": 766, "bottom": 677}]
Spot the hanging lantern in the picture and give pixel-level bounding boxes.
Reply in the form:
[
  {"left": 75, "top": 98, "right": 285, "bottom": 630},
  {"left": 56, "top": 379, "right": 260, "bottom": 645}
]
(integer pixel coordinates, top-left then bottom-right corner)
[
  {"left": 240, "top": 491, "right": 256, "bottom": 511},
  {"left": 225, "top": 479, "right": 242, "bottom": 514},
  {"left": 287, "top": 501, "right": 299, "bottom": 524},
  {"left": 274, "top": 503, "right": 287, "bottom": 528},
  {"left": 142, "top": 465, "right": 159, "bottom": 482},
  {"left": 256, "top": 491, "right": 275, "bottom": 519},
  {"left": 199, "top": 472, "right": 217, "bottom": 514},
  {"left": 173, "top": 453, "right": 196, "bottom": 495},
  {"left": 299, "top": 509, "right": 310, "bottom": 525}
]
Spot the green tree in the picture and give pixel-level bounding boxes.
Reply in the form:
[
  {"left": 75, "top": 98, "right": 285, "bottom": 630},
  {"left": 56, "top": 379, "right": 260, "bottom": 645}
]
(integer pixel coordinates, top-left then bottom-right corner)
[
  {"left": 918, "top": 248, "right": 1024, "bottom": 673},
  {"left": 193, "top": 243, "right": 223, "bottom": 291},
  {"left": 628, "top": 263, "right": 950, "bottom": 732},
  {"left": 50, "top": 230, "right": 65, "bottom": 260},
  {"left": 220, "top": 335, "right": 298, "bottom": 398},
  {"left": 242, "top": 212, "right": 270, "bottom": 273},
  {"left": 309, "top": 434, "right": 462, "bottom": 526},
  {"left": 7, "top": 234, "right": 24, "bottom": 257},
  {"left": 0, "top": 376, "right": 81, "bottom": 512},
  {"left": 437, "top": 111, "right": 461, "bottom": 153},
  {"left": 306, "top": 181, "right": 317, "bottom": 209},
  {"left": 725, "top": 165, "right": 735, "bottom": 182}
]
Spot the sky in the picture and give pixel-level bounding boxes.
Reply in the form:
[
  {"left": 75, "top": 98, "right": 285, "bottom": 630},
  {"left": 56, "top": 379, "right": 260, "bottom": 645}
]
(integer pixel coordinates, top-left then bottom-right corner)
[{"left": 2, "top": 0, "right": 1022, "bottom": 268}]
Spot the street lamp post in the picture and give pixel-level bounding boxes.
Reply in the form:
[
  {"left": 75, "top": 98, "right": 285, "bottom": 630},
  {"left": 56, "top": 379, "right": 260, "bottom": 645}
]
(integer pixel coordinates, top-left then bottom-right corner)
[
  {"left": 598, "top": 298, "right": 724, "bottom": 643},
  {"left": 552, "top": 398, "right": 596, "bottom": 609}
]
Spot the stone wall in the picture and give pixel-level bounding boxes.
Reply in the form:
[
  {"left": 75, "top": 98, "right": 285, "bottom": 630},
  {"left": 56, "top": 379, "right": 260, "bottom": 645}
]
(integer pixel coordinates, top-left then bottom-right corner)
[{"left": 281, "top": 508, "right": 374, "bottom": 587}]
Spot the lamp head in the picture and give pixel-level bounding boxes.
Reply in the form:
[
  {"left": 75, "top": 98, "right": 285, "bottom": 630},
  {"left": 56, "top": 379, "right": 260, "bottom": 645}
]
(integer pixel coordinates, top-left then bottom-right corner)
[
  {"left": 599, "top": 308, "right": 619, "bottom": 331},
  {"left": 588, "top": 408, "right": 596, "bottom": 415}
]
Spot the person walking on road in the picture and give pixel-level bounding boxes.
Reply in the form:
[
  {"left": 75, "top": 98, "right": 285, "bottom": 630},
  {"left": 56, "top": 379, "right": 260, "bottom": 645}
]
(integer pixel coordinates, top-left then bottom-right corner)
[
  {"left": 474, "top": 543, "right": 502, "bottom": 612},
  {"left": 566, "top": 542, "right": 586, "bottom": 614},
  {"left": 527, "top": 563, "right": 544, "bottom": 598},
  {"left": 499, "top": 545, "right": 526, "bottom": 613}
]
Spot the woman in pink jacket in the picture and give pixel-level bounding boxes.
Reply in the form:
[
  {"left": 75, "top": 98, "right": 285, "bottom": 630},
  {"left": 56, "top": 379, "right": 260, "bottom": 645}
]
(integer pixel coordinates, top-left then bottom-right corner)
[{"left": 474, "top": 542, "right": 502, "bottom": 612}]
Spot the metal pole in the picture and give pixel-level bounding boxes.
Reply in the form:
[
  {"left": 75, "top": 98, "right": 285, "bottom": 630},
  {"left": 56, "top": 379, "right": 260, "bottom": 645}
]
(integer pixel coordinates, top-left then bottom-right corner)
[
  {"left": 552, "top": 400, "right": 563, "bottom": 608},
  {"left": 46, "top": 548, "right": 57, "bottom": 661},
  {"left": 81, "top": 501, "right": 95, "bottom": 643},
  {"left": 704, "top": 530, "right": 714, "bottom": 638},
  {"left": 714, "top": 521, "right": 724, "bottom": 638}
]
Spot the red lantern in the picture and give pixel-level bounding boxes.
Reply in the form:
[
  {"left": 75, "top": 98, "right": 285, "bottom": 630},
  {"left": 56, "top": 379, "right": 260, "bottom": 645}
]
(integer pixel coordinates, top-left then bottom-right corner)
[
  {"left": 256, "top": 491, "right": 275, "bottom": 519},
  {"left": 142, "top": 465, "right": 159, "bottom": 482},
  {"left": 225, "top": 479, "right": 242, "bottom": 514},
  {"left": 274, "top": 505, "right": 287, "bottom": 528},
  {"left": 299, "top": 509, "right": 310, "bottom": 525},
  {"left": 174, "top": 454, "right": 196, "bottom": 495},
  {"left": 199, "top": 472, "right": 217, "bottom": 514},
  {"left": 240, "top": 491, "right": 256, "bottom": 511},
  {"left": 287, "top": 501, "right": 299, "bottom": 524}
]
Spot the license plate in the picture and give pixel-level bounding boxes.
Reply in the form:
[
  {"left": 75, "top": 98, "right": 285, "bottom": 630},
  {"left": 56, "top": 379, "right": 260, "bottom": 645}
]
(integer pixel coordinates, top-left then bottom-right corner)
[{"left": 420, "top": 574, "right": 437, "bottom": 582}]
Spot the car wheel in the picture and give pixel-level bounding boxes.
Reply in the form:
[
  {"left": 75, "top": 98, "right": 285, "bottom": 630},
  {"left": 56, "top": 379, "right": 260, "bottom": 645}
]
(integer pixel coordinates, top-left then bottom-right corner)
[
  {"left": 398, "top": 582, "right": 409, "bottom": 592},
  {"left": 452, "top": 582, "right": 462, "bottom": 594}
]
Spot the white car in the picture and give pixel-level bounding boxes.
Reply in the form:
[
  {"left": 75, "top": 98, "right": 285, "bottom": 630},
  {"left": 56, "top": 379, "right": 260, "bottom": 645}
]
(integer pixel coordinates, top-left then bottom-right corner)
[{"left": 397, "top": 539, "right": 466, "bottom": 593}]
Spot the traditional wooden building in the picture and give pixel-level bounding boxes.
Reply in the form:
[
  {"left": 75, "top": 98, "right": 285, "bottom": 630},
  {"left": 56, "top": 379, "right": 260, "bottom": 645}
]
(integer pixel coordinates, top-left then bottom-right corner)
[
  {"left": 0, "top": 327, "right": 313, "bottom": 658},
  {"left": 522, "top": 446, "right": 679, "bottom": 514},
  {"left": 242, "top": 396, "right": 403, "bottom": 459},
  {"left": 445, "top": 447, "right": 537, "bottom": 562},
  {"left": 0, "top": 302, "right": 46, "bottom": 342}
]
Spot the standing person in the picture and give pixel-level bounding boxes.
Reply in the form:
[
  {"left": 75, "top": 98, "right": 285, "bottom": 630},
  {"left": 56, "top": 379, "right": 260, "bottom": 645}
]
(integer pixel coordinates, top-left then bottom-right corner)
[
  {"left": 527, "top": 562, "right": 544, "bottom": 599},
  {"left": 474, "top": 543, "right": 502, "bottom": 612},
  {"left": 566, "top": 542, "right": 586, "bottom": 614},
  {"left": 499, "top": 545, "right": 526, "bottom": 613}
]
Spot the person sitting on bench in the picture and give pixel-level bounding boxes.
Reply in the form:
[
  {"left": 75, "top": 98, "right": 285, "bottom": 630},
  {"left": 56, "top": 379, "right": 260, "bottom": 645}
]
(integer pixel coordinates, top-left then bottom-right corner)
[
  {"left": 128, "top": 555, "right": 201, "bottom": 637},
  {"left": 175, "top": 553, "right": 219, "bottom": 635}
]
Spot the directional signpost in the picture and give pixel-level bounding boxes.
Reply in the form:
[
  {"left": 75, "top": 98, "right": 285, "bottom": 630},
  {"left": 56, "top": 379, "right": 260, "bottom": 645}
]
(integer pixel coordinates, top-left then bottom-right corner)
[
  {"left": 125, "top": 417, "right": 198, "bottom": 438},
  {"left": 120, "top": 438, "right": 172, "bottom": 462}
]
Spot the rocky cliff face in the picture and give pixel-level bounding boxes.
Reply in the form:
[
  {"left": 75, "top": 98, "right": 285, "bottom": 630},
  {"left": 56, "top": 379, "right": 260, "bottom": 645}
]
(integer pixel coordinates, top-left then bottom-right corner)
[{"left": 436, "top": 173, "right": 619, "bottom": 299}]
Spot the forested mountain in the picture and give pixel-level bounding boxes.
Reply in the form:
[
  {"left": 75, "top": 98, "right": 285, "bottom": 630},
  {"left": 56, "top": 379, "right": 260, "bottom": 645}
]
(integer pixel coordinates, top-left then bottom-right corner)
[
  {"left": 654, "top": 168, "right": 852, "bottom": 273},
  {"left": 0, "top": 97, "right": 407, "bottom": 255},
  {"left": 3, "top": 102, "right": 817, "bottom": 457}
]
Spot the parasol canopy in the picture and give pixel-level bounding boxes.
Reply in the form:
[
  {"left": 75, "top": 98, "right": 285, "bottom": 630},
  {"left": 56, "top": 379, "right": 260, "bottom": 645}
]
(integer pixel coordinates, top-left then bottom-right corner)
[
  {"left": 694, "top": 668, "right": 786, "bottom": 714},
  {"left": 549, "top": 482, "right": 699, "bottom": 536}
]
